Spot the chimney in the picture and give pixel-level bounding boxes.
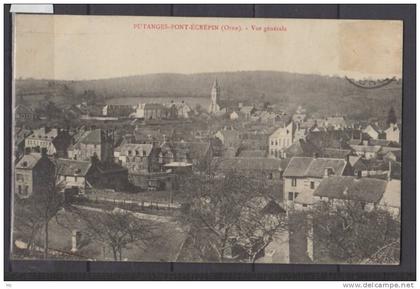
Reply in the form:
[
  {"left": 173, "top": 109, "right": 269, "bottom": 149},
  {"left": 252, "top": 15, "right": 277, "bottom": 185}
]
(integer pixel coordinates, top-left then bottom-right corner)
[
  {"left": 71, "top": 230, "right": 82, "bottom": 253},
  {"left": 41, "top": 147, "right": 47, "bottom": 157},
  {"left": 387, "top": 161, "right": 392, "bottom": 181}
]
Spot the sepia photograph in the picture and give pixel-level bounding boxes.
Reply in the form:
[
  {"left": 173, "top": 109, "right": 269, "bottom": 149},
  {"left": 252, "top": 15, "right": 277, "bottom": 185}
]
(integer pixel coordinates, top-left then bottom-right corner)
[{"left": 9, "top": 14, "right": 403, "bottom": 266}]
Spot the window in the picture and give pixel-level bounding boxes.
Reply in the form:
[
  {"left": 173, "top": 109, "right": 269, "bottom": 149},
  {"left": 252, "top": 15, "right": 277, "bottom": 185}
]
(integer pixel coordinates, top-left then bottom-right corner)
[
  {"left": 23, "top": 186, "right": 28, "bottom": 195},
  {"left": 16, "top": 174, "right": 24, "bottom": 181},
  {"left": 288, "top": 192, "right": 294, "bottom": 201},
  {"left": 310, "top": 181, "right": 315, "bottom": 189},
  {"left": 18, "top": 185, "right": 22, "bottom": 195},
  {"left": 271, "top": 140, "right": 274, "bottom": 146},
  {"left": 303, "top": 204, "right": 308, "bottom": 208},
  {"left": 268, "top": 172, "right": 273, "bottom": 180},
  {"left": 291, "top": 178, "right": 297, "bottom": 187},
  {"left": 294, "top": 192, "right": 299, "bottom": 199}
]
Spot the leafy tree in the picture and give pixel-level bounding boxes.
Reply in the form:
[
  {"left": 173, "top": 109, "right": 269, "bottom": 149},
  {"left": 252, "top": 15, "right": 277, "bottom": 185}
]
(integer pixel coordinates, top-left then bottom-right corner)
[{"left": 42, "top": 101, "right": 62, "bottom": 119}]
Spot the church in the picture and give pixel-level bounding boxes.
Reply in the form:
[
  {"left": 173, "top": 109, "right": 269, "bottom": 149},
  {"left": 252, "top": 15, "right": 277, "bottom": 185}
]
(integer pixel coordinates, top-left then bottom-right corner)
[{"left": 208, "top": 80, "right": 221, "bottom": 114}]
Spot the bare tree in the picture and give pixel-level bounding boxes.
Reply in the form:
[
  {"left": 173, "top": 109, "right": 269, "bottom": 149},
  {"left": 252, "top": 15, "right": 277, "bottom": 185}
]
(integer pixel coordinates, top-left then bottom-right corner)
[
  {"left": 180, "top": 172, "right": 287, "bottom": 262},
  {"left": 72, "top": 207, "right": 156, "bottom": 261},
  {"left": 236, "top": 197, "right": 287, "bottom": 262},
  {"left": 13, "top": 157, "right": 64, "bottom": 259},
  {"left": 311, "top": 200, "right": 400, "bottom": 264}
]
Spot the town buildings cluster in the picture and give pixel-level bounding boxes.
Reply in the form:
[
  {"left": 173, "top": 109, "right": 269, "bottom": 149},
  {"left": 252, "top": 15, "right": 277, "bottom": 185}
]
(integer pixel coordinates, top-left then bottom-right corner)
[{"left": 13, "top": 80, "right": 402, "bottom": 262}]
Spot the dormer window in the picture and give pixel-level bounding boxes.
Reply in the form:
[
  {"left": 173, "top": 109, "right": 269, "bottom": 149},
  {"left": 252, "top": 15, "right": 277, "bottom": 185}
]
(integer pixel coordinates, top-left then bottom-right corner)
[{"left": 324, "top": 167, "right": 334, "bottom": 177}]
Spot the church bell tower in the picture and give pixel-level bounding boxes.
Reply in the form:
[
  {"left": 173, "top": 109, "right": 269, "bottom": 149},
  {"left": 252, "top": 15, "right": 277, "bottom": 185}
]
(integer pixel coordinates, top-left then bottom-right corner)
[{"left": 208, "top": 80, "right": 220, "bottom": 114}]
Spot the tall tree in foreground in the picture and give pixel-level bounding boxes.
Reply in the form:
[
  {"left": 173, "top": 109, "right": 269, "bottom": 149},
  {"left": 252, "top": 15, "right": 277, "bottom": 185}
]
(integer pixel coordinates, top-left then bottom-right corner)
[
  {"left": 13, "top": 157, "right": 64, "bottom": 259},
  {"left": 72, "top": 207, "right": 156, "bottom": 261},
  {"left": 311, "top": 200, "right": 400, "bottom": 264},
  {"left": 180, "top": 172, "right": 287, "bottom": 262}
]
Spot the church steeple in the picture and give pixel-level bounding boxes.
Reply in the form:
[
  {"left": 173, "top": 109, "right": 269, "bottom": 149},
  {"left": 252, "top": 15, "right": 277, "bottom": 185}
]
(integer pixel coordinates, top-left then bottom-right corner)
[{"left": 208, "top": 79, "right": 220, "bottom": 114}]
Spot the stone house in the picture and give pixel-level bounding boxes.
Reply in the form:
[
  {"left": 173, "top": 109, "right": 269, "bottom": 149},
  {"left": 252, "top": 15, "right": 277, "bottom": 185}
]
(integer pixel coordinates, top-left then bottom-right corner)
[
  {"left": 283, "top": 156, "right": 351, "bottom": 210},
  {"left": 15, "top": 151, "right": 55, "bottom": 199},
  {"left": 385, "top": 123, "right": 400, "bottom": 143},
  {"left": 68, "top": 129, "right": 114, "bottom": 162},
  {"left": 312, "top": 176, "right": 388, "bottom": 212},
  {"left": 56, "top": 158, "right": 93, "bottom": 194},
  {"left": 25, "top": 127, "right": 72, "bottom": 158},
  {"left": 269, "top": 122, "right": 294, "bottom": 158}
]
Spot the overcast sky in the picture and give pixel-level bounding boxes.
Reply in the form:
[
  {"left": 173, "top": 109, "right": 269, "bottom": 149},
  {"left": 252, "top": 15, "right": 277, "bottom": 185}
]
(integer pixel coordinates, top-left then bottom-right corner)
[{"left": 14, "top": 15, "right": 403, "bottom": 81}]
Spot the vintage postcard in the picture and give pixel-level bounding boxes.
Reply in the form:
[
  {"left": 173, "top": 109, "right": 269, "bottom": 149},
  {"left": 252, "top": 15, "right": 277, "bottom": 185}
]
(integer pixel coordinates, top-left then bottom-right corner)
[{"left": 11, "top": 15, "right": 402, "bottom": 264}]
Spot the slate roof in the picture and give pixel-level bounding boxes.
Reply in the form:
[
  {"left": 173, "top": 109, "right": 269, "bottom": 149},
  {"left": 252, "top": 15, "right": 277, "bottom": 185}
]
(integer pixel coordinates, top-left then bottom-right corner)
[
  {"left": 351, "top": 158, "right": 389, "bottom": 172},
  {"left": 350, "top": 145, "right": 382, "bottom": 153},
  {"left": 283, "top": 157, "right": 347, "bottom": 178},
  {"left": 56, "top": 159, "right": 92, "bottom": 176},
  {"left": 321, "top": 148, "right": 352, "bottom": 159},
  {"left": 260, "top": 199, "right": 286, "bottom": 215},
  {"left": 313, "top": 176, "right": 387, "bottom": 203},
  {"left": 282, "top": 157, "right": 314, "bottom": 177},
  {"left": 284, "top": 139, "right": 321, "bottom": 158},
  {"left": 306, "top": 130, "right": 352, "bottom": 150},
  {"left": 15, "top": 104, "right": 34, "bottom": 115},
  {"left": 115, "top": 143, "right": 153, "bottom": 156},
  {"left": 28, "top": 127, "right": 59, "bottom": 140},
  {"left": 348, "top": 155, "right": 361, "bottom": 167},
  {"left": 237, "top": 150, "right": 266, "bottom": 158},
  {"left": 365, "top": 123, "right": 383, "bottom": 133},
  {"left": 79, "top": 129, "right": 102, "bottom": 145},
  {"left": 16, "top": 153, "right": 42, "bottom": 169},
  {"left": 306, "top": 158, "right": 347, "bottom": 178},
  {"left": 15, "top": 128, "right": 32, "bottom": 145},
  {"left": 212, "top": 157, "right": 290, "bottom": 172}
]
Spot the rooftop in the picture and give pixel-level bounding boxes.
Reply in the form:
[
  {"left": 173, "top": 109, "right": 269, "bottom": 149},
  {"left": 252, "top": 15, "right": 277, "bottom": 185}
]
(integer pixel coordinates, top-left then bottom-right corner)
[
  {"left": 56, "top": 159, "right": 92, "bottom": 176},
  {"left": 283, "top": 157, "right": 347, "bottom": 178},
  {"left": 16, "top": 153, "right": 42, "bottom": 169},
  {"left": 314, "top": 176, "right": 387, "bottom": 203}
]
